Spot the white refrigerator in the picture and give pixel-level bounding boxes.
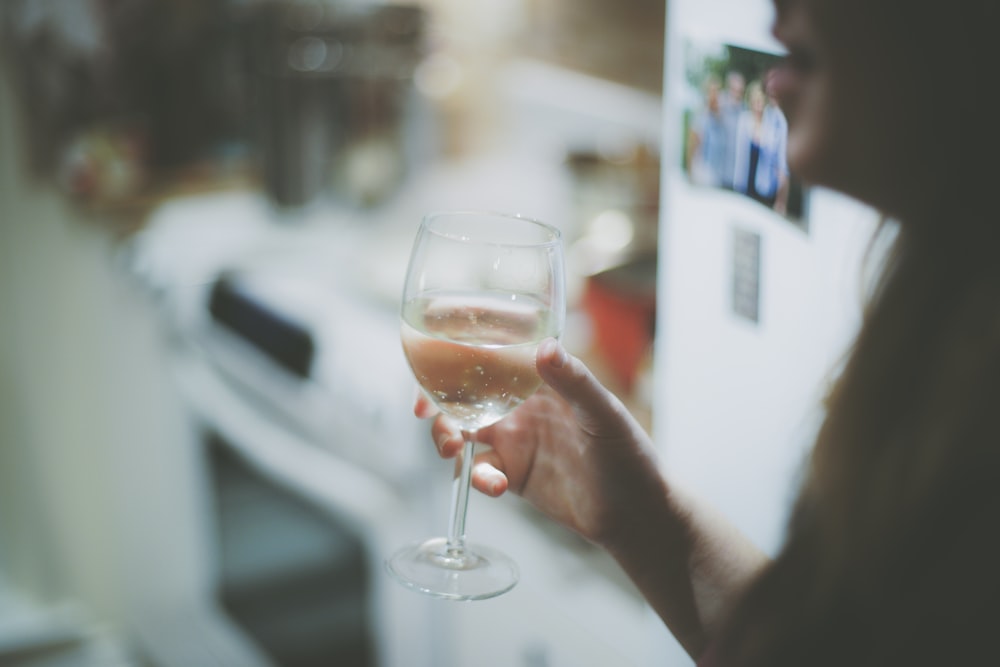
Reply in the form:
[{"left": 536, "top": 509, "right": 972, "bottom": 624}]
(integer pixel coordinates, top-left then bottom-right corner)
[{"left": 650, "top": 0, "right": 881, "bottom": 662}]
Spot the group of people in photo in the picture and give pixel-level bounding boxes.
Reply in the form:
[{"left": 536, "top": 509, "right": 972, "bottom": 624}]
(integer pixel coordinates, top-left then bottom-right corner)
[{"left": 687, "top": 68, "right": 790, "bottom": 216}]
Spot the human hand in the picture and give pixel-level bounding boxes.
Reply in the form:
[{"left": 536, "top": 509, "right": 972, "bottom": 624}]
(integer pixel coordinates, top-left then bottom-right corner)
[{"left": 415, "top": 338, "right": 662, "bottom": 547}]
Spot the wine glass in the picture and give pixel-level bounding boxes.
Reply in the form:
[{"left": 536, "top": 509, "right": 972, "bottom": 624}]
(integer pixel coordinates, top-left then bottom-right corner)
[{"left": 386, "top": 210, "right": 566, "bottom": 600}]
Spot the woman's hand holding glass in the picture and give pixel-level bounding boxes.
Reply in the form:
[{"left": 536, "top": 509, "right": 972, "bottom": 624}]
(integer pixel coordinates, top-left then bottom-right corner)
[
  {"left": 416, "top": 337, "right": 662, "bottom": 551},
  {"left": 389, "top": 209, "right": 667, "bottom": 603}
]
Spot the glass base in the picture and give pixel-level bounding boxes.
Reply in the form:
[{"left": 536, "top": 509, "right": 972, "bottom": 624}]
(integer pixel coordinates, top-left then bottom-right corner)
[{"left": 385, "top": 537, "right": 518, "bottom": 600}]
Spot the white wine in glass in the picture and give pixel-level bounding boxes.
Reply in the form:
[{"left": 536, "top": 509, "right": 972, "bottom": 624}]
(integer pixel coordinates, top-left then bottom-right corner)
[{"left": 386, "top": 210, "right": 566, "bottom": 600}]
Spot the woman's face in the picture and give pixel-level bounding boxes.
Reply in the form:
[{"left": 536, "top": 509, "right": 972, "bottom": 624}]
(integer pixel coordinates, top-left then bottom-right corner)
[
  {"left": 747, "top": 83, "right": 766, "bottom": 114},
  {"left": 767, "top": 0, "right": 919, "bottom": 214}
]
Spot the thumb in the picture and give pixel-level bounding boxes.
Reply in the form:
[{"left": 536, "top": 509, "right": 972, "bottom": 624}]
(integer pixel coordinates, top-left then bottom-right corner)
[{"left": 535, "top": 338, "right": 631, "bottom": 432}]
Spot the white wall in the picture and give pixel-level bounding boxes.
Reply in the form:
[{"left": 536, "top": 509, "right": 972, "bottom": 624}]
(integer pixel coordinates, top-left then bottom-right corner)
[
  {"left": 0, "top": 54, "right": 207, "bottom": 644},
  {"left": 649, "top": 0, "right": 880, "bottom": 663}
]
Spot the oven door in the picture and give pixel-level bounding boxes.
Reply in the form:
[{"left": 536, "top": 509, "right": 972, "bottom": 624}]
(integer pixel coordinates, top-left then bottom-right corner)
[{"left": 157, "top": 352, "right": 441, "bottom": 667}]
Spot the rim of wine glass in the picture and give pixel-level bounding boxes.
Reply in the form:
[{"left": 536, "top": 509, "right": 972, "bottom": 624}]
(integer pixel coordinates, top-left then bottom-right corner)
[{"left": 421, "top": 210, "right": 562, "bottom": 248}]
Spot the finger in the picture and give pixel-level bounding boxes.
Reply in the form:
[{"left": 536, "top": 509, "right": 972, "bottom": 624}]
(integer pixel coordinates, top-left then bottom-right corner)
[
  {"left": 413, "top": 390, "right": 439, "bottom": 419},
  {"left": 450, "top": 447, "right": 508, "bottom": 496},
  {"left": 535, "top": 338, "right": 630, "bottom": 429},
  {"left": 430, "top": 415, "right": 464, "bottom": 458},
  {"left": 472, "top": 451, "right": 508, "bottom": 497}
]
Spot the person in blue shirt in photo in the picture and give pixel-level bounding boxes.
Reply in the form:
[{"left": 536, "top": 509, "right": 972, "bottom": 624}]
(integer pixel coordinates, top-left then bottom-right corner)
[
  {"left": 733, "top": 77, "right": 789, "bottom": 215},
  {"left": 687, "top": 75, "right": 731, "bottom": 187}
]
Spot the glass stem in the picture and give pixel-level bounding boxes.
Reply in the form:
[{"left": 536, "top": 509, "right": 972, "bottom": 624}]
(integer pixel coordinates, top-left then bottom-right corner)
[{"left": 446, "top": 432, "right": 476, "bottom": 556}]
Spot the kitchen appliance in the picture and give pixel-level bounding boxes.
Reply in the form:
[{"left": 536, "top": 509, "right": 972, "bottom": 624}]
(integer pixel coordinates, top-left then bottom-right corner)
[
  {"left": 122, "top": 192, "right": 444, "bottom": 667},
  {"left": 649, "top": 0, "right": 880, "bottom": 662}
]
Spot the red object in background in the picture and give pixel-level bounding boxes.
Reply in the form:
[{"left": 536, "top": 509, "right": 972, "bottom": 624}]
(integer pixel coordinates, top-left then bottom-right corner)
[{"left": 582, "top": 255, "right": 657, "bottom": 392}]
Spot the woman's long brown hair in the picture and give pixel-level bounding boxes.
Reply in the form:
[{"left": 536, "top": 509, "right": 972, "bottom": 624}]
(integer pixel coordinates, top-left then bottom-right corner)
[
  {"left": 706, "top": 0, "right": 1000, "bottom": 661},
  {"left": 715, "top": 213, "right": 1000, "bottom": 664}
]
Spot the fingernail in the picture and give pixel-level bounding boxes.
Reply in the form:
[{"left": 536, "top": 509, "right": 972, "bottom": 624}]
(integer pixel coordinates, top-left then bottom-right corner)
[
  {"left": 549, "top": 340, "right": 568, "bottom": 368},
  {"left": 486, "top": 470, "right": 504, "bottom": 494},
  {"left": 435, "top": 433, "right": 451, "bottom": 453}
]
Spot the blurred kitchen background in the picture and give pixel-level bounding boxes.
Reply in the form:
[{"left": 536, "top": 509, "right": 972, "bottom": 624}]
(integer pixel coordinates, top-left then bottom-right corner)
[
  {"left": 0, "top": 0, "right": 881, "bottom": 665},
  {"left": 0, "top": 0, "right": 665, "bottom": 665}
]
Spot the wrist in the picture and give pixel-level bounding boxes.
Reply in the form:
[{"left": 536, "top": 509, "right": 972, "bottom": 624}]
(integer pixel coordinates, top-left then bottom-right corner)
[{"left": 594, "top": 444, "right": 684, "bottom": 555}]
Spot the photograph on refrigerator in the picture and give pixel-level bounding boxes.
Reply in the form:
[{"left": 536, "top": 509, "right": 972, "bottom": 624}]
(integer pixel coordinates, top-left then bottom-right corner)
[{"left": 680, "top": 39, "right": 809, "bottom": 230}]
